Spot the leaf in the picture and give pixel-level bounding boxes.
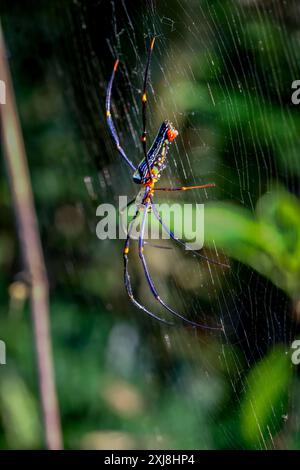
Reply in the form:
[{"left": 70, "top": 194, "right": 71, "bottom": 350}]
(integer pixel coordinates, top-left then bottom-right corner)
[
  {"left": 239, "top": 346, "right": 292, "bottom": 448},
  {"left": 204, "top": 188, "right": 300, "bottom": 298},
  {"left": 0, "top": 373, "right": 41, "bottom": 449}
]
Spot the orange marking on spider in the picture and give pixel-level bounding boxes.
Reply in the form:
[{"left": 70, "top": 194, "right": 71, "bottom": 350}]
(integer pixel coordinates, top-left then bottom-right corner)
[
  {"left": 113, "top": 59, "right": 119, "bottom": 72},
  {"left": 167, "top": 128, "right": 178, "bottom": 142},
  {"left": 182, "top": 183, "right": 216, "bottom": 190},
  {"left": 155, "top": 183, "right": 216, "bottom": 192}
]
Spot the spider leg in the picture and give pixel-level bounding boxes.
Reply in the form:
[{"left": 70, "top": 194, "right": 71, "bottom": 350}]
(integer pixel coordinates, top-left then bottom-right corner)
[
  {"left": 138, "top": 202, "right": 221, "bottom": 330},
  {"left": 142, "top": 242, "right": 173, "bottom": 250},
  {"left": 150, "top": 195, "right": 229, "bottom": 269},
  {"left": 120, "top": 197, "right": 136, "bottom": 215},
  {"left": 123, "top": 205, "right": 173, "bottom": 326},
  {"left": 155, "top": 183, "right": 216, "bottom": 191},
  {"left": 119, "top": 196, "right": 160, "bottom": 242},
  {"left": 141, "top": 37, "right": 156, "bottom": 182},
  {"left": 120, "top": 197, "right": 137, "bottom": 239},
  {"left": 106, "top": 60, "right": 137, "bottom": 171}
]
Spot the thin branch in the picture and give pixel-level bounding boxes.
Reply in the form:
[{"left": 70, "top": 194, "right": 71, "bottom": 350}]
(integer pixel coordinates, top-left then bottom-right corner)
[{"left": 0, "top": 20, "right": 63, "bottom": 450}]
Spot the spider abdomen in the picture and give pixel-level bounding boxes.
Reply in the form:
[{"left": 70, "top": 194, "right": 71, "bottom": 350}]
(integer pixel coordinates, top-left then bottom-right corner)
[{"left": 132, "top": 120, "right": 177, "bottom": 184}]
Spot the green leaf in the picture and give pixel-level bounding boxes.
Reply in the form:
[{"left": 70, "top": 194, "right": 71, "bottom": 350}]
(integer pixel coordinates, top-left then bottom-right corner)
[
  {"left": 240, "top": 346, "right": 292, "bottom": 448},
  {"left": 204, "top": 188, "right": 300, "bottom": 298},
  {"left": 0, "top": 373, "right": 41, "bottom": 448}
]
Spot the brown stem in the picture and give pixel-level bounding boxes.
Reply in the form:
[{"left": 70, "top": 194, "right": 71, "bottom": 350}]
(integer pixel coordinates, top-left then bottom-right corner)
[{"left": 0, "top": 20, "right": 63, "bottom": 450}]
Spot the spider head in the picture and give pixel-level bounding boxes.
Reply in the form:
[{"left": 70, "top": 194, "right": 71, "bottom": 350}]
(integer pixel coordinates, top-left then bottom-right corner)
[{"left": 166, "top": 122, "right": 178, "bottom": 143}]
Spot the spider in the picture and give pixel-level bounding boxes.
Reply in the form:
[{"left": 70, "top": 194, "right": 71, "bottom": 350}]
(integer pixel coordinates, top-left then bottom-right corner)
[{"left": 106, "top": 37, "right": 226, "bottom": 328}]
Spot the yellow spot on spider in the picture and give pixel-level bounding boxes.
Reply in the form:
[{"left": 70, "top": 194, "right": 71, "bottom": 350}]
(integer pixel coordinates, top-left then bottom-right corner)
[
  {"left": 124, "top": 247, "right": 129, "bottom": 254},
  {"left": 142, "top": 93, "right": 147, "bottom": 103}
]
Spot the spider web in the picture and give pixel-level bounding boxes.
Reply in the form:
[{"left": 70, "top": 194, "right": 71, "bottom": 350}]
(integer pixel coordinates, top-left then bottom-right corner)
[{"left": 51, "top": 0, "right": 300, "bottom": 449}]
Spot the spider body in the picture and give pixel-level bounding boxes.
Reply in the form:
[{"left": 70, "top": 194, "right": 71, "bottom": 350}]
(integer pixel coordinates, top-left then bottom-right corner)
[
  {"left": 133, "top": 120, "right": 178, "bottom": 185},
  {"left": 105, "top": 37, "right": 227, "bottom": 328}
]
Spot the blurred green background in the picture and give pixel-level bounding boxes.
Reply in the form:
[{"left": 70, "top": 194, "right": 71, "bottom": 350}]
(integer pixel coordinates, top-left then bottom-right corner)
[{"left": 0, "top": 0, "right": 300, "bottom": 449}]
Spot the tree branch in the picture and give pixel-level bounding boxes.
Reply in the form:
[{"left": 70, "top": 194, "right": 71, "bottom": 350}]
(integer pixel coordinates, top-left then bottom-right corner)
[{"left": 0, "top": 20, "right": 63, "bottom": 450}]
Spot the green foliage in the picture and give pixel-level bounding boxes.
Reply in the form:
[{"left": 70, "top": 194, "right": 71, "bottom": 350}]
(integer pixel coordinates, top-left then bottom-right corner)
[
  {"left": 205, "top": 188, "right": 300, "bottom": 298},
  {"left": 0, "top": 373, "right": 41, "bottom": 449},
  {"left": 240, "top": 346, "right": 292, "bottom": 448}
]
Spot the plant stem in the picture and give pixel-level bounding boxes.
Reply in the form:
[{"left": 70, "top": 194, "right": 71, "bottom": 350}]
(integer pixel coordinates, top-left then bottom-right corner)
[{"left": 0, "top": 20, "right": 63, "bottom": 450}]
